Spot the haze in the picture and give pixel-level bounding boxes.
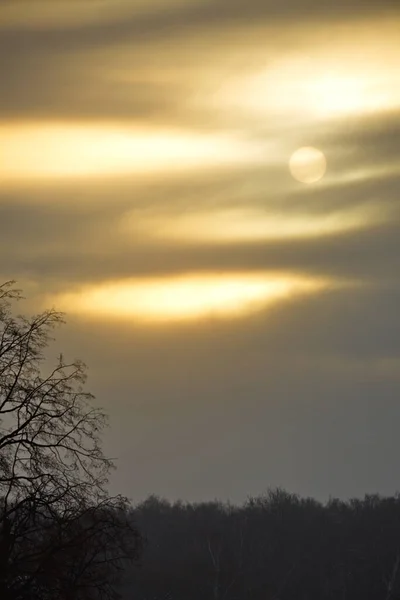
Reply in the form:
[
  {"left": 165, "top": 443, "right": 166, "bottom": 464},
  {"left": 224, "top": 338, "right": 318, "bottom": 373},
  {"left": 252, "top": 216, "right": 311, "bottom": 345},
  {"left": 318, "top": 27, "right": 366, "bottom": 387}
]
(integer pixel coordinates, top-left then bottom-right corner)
[{"left": 1, "top": 0, "right": 399, "bottom": 503}]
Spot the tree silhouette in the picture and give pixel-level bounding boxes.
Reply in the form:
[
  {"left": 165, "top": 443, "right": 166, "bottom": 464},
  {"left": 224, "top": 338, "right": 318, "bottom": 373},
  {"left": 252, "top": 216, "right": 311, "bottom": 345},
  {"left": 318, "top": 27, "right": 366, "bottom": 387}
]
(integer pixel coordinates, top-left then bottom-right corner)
[{"left": 0, "top": 281, "right": 142, "bottom": 600}]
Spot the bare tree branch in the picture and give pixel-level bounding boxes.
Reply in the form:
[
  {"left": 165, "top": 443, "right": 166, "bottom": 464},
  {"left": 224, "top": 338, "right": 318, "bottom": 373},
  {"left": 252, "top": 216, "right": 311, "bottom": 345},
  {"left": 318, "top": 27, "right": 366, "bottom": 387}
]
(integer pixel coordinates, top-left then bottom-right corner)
[{"left": 0, "top": 281, "right": 142, "bottom": 600}]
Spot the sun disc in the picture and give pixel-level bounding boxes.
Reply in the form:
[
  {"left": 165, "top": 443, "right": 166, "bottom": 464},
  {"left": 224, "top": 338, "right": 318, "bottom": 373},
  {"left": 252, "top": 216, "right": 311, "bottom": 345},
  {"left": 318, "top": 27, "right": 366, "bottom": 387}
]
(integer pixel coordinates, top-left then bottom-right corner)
[{"left": 289, "top": 146, "right": 327, "bottom": 184}]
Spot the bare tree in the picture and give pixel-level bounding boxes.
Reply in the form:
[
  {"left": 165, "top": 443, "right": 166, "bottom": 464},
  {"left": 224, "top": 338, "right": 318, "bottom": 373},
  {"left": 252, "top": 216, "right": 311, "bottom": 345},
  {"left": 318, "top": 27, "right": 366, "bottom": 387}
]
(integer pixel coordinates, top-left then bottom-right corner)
[{"left": 0, "top": 281, "right": 142, "bottom": 600}]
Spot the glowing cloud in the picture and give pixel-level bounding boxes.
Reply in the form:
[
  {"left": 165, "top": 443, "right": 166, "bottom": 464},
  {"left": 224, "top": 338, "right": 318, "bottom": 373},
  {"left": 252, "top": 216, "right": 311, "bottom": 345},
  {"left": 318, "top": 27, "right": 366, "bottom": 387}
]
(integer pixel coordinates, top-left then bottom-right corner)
[
  {"left": 211, "top": 33, "right": 400, "bottom": 122},
  {"left": 0, "top": 122, "right": 270, "bottom": 182},
  {"left": 120, "top": 204, "right": 383, "bottom": 244},
  {"left": 51, "top": 274, "right": 329, "bottom": 323},
  {"left": 220, "top": 68, "right": 396, "bottom": 121}
]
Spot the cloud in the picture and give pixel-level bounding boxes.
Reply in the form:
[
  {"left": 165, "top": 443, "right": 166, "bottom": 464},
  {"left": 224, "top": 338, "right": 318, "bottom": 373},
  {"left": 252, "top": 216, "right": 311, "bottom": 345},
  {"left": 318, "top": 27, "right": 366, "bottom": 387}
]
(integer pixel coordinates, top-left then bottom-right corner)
[
  {"left": 1, "top": 0, "right": 400, "bottom": 502},
  {"left": 2, "top": 0, "right": 398, "bottom": 41},
  {"left": 1, "top": 107, "right": 399, "bottom": 292},
  {"left": 1, "top": 167, "right": 399, "bottom": 291},
  {"left": 1, "top": 3, "right": 399, "bottom": 127}
]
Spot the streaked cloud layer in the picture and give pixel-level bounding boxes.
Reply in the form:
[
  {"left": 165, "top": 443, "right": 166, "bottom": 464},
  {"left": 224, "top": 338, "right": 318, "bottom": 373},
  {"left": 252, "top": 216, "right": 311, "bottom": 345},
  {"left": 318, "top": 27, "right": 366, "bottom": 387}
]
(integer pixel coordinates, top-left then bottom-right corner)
[
  {"left": 1, "top": 0, "right": 400, "bottom": 503},
  {"left": 52, "top": 273, "right": 330, "bottom": 322},
  {"left": 0, "top": 122, "right": 270, "bottom": 181}
]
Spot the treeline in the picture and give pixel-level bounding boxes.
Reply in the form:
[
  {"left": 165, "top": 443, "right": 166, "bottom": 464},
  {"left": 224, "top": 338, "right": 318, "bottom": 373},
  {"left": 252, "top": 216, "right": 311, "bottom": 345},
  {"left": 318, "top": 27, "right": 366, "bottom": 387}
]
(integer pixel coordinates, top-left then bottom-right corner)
[{"left": 122, "top": 489, "right": 400, "bottom": 600}]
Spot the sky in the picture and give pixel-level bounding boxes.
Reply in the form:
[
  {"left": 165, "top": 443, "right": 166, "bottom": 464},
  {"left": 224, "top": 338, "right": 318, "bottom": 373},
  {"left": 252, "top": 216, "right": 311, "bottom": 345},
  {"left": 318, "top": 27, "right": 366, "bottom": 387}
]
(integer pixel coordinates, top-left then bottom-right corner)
[{"left": 1, "top": 0, "right": 400, "bottom": 504}]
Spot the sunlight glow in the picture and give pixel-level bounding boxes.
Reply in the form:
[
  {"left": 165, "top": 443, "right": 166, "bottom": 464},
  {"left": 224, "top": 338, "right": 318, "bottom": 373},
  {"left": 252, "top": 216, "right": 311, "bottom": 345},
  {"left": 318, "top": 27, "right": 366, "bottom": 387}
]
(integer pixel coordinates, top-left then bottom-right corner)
[
  {"left": 226, "top": 70, "right": 393, "bottom": 120},
  {"left": 213, "top": 43, "right": 400, "bottom": 121},
  {"left": 0, "top": 122, "right": 269, "bottom": 182},
  {"left": 120, "top": 204, "right": 381, "bottom": 244},
  {"left": 51, "top": 274, "right": 328, "bottom": 323}
]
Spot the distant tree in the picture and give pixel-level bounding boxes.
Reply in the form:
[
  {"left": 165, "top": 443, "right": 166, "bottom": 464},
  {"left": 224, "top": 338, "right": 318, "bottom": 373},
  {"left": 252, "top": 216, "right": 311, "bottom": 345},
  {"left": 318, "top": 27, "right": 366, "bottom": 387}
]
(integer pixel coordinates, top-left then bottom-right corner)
[{"left": 0, "top": 281, "right": 142, "bottom": 600}]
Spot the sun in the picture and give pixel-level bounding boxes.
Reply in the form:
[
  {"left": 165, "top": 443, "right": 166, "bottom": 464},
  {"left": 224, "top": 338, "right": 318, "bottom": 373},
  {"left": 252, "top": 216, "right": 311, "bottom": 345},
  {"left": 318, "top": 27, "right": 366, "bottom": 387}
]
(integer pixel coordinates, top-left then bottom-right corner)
[{"left": 289, "top": 147, "right": 327, "bottom": 184}]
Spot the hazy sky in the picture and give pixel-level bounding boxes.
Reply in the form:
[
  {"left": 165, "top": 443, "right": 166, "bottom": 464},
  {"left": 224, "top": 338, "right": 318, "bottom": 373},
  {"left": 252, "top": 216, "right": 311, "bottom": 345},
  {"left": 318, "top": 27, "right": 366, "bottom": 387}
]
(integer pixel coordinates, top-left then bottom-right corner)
[{"left": 1, "top": 0, "right": 400, "bottom": 504}]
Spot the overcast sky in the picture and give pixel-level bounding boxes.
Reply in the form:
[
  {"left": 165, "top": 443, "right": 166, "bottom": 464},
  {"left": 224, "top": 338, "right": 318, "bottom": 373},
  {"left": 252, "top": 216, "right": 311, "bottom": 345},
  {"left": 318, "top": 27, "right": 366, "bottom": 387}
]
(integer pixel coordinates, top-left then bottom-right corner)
[{"left": 1, "top": 0, "right": 400, "bottom": 504}]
